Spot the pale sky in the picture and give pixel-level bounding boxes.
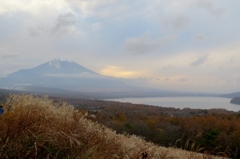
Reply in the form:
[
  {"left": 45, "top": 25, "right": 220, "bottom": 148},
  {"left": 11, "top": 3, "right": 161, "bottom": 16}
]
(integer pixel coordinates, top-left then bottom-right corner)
[{"left": 0, "top": 0, "right": 240, "bottom": 93}]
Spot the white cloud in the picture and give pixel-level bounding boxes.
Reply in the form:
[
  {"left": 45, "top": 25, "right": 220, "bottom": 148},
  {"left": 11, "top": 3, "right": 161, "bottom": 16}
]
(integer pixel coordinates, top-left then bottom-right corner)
[
  {"left": 0, "top": 0, "right": 68, "bottom": 15},
  {"left": 66, "top": 0, "right": 146, "bottom": 20},
  {"left": 0, "top": 0, "right": 240, "bottom": 93}
]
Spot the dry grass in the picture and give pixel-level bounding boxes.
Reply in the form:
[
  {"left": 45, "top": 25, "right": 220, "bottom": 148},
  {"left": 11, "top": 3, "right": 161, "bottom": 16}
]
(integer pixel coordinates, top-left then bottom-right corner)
[{"left": 0, "top": 94, "right": 229, "bottom": 159}]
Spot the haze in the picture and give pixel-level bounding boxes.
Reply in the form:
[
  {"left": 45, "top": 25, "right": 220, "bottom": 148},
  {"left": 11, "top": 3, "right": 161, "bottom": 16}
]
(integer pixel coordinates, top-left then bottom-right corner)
[{"left": 0, "top": 0, "right": 240, "bottom": 93}]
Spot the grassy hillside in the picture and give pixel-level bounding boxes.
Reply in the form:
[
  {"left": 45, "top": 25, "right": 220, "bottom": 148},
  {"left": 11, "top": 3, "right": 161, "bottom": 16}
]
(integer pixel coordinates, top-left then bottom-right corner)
[
  {"left": 73, "top": 100, "right": 240, "bottom": 158},
  {"left": 0, "top": 94, "right": 227, "bottom": 159}
]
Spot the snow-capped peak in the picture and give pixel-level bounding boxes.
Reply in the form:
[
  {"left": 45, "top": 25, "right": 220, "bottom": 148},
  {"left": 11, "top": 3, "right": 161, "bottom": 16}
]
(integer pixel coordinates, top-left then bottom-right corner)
[
  {"left": 48, "top": 58, "right": 75, "bottom": 68},
  {"left": 52, "top": 58, "right": 74, "bottom": 63},
  {"left": 48, "top": 58, "right": 71, "bottom": 69}
]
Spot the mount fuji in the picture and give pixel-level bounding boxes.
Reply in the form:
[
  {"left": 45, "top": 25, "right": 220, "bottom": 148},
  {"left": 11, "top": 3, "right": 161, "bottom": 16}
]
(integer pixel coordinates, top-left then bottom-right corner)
[
  {"left": 0, "top": 58, "right": 131, "bottom": 93},
  {"left": 0, "top": 58, "right": 218, "bottom": 98},
  {"left": 7, "top": 58, "right": 99, "bottom": 79}
]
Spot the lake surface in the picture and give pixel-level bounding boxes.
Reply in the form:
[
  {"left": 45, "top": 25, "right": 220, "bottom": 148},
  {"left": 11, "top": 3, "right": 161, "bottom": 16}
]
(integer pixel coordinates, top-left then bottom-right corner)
[{"left": 105, "top": 97, "right": 240, "bottom": 112}]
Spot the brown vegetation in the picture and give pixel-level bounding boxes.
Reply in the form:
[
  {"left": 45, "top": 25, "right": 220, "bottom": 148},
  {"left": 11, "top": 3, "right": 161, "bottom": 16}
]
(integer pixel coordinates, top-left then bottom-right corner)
[
  {"left": 73, "top": 99, "right": 239, "bottom": 158},
  {"left": 0, "top": 94, "right": 228, "bottom": 159}
]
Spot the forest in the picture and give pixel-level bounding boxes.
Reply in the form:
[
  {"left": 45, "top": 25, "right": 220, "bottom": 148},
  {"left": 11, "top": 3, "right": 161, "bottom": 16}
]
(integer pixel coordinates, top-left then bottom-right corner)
[{"left": 68, "top": 98, "right": 240, "bottom": 158}]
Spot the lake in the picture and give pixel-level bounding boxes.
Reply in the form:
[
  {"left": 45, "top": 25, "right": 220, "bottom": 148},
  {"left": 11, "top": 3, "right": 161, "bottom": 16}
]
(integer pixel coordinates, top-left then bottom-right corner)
[{"left": 105, "top": 97, "right": 240, "bottom": 112}]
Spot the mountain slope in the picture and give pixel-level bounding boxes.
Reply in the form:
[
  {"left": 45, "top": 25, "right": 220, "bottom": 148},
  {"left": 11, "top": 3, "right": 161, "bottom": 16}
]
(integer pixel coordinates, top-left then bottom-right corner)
[
  {"left": 8, "top": 58, "right": 99, "bottom": 78},
  {"left": 0, "top": 58, "right": 129, "bottom": 92},
  {"left": 0, "top": 58, "right": 221, "bottom": 98},
  {"left": 230, "top": 96, "right": 240, "bottom": 105}
]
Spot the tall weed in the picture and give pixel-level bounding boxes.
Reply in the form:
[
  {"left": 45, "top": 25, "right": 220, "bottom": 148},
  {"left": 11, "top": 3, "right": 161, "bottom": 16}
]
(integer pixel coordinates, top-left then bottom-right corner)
[{"left": 0, "top": 94, "right": 228, "bottom": 159}]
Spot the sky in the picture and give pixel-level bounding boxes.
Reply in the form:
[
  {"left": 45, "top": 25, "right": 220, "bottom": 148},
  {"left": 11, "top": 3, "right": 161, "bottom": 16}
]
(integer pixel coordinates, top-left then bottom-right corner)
[{"left": 0, "top": 0, "right": 240, "bottom": 93}]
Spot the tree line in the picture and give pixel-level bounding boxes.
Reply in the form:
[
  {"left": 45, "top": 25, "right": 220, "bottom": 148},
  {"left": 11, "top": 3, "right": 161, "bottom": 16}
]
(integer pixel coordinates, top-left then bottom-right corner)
[{"left": 72, "top": 99, "right": 239, "bottom": 158}]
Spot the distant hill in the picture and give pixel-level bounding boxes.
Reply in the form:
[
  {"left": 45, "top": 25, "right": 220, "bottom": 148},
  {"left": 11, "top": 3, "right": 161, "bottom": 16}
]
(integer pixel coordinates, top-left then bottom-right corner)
[
  {"left": 222, "top": 92, "right": 240, "bottom": 105},
  {"left": 230, "top": 96, "right": 240, "bottom": 105},
  {"left": 222, "top": 91, "right": 240, "bottom": 98}
]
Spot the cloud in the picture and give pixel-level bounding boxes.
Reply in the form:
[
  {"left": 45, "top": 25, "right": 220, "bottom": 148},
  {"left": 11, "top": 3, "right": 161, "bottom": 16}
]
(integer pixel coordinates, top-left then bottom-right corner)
[
  {"left": 193, "top": 34, "right": 208, "bottom": 41},
  {"left": 178, "top": 78, "right": 188, "bottom": 82},
  {"left": 100, "top": 65, "right": 142, "bottom": 78},
  {"left": 193, "top": 0, "right": 225, "bottom": 18},
  {"left": 164, "top": 15, "right": 190, "bottom": 30},
  {"left": 28, "top": 24, "right": 49, "bottom": 37},
  {"left": 0, "top": 0, "right": 67, "bottom": 15},
  {"left": 0, "top": 47, "right": 19, "bottom": 59},
  {"left": 44, "top": 72, "right": 101, "bottom": 78},
  {"left": 191, "top": 56, "right": 208, "bottom": 66},
  {"left": 163, "top": 77, "right": 170, "bottom": 81},
  {"left": 91, "top": 22, "right": 103, "bottom": 31},
  {"left": 122, "top": 77, "right": 149, "bottom": 87},
  {"left": 52, "top": 12, "right": 77, "bottom": 36},
  {"left": 66, "top": 0, "right": 146, "bottom": 20},
  {"left": 0, "top": 0, "right": 239, "bottom": 93},
  {"left": 162, "top": 65, "right": 174, "bottom": 70},
  {"left": 236, "top": 78, "right": 240, "bottom": 84},
  {"left": 28, "top": 25, "right": 50, "bottom": 37},
  {"left": 125, "top": 34, "right": 170, "bottom": 55},
  {"left": 28, "top": 27, "right": 41, "bottom": 37},
  {"left": 1, "top": 53, "right": 19, "bottom": 59}
]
